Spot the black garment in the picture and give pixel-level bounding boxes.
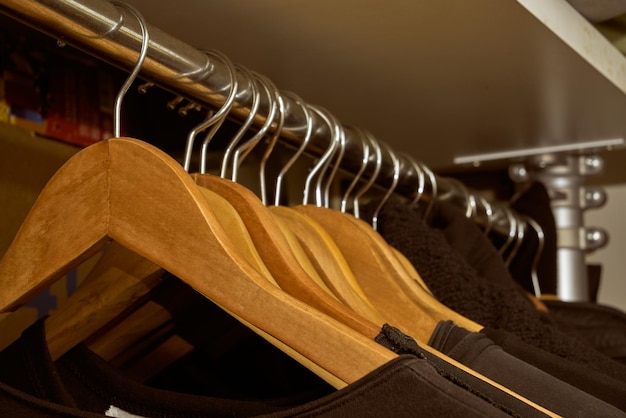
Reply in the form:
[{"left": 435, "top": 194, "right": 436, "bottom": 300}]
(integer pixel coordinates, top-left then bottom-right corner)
[
  {"left": 544, "top": 299, "right": 626, "bottom": 364},
  {"left": 587, "top": 263, "right": 602, "bottom": 303},
  {"left": 428, "top": 320, "right": 626, "bottom": 416},
  {"left": 0, "top": 320, "right": 513, "bottom": 418},
  {"left": 509, "top": 181, "right": 558, "bottom": 296},
  {"left": 361, "top": 199, "right": 626, "bottom": 384},
  {"left": 482, "top": 326, "right": 626, "bottom": 412},
  {"left": 375, "top": 324, "right": 550, "bottom": 417},
  {"left": 149, "top": 279, "right": 545, "bottom": 416}
]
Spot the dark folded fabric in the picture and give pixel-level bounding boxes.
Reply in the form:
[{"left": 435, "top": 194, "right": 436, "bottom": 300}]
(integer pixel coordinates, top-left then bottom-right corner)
[
  {"left": 0, "top": 318, "right": 514, "bottom": 417},
  {"left": 375, "top": 324, "right": 548, "bottom": 418},
  {"left": 509, "top": 181, "right": 558, "bottom": 296},
  {"left": 429, "top": 320, "right": 626, "bottom": 416},
  {"left": 544, "top": 299, "right": 626, "bottom": 363},
  {"left": 482, "top": 325, "right": 626, "bottom": 411},
  {"left": 361, "top": 199, "right": 626, "bottom": 384}
]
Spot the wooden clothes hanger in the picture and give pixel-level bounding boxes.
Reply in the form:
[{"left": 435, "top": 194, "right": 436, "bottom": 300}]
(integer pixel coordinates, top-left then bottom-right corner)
[
  {"left": 286, "top": 110, "right": 482, "bottom": 340},
  {"left": 0, "top": 9, "right": 395, "bottom": 389},
  {"left": 187, "top": 71, "right": 381, "bottom": 341},
  {"left": 268, "top": 205, "right": 387, "bottom": 325},
  {"left": 0, "top": 136, "right": 396, "bottom": 389},
  {"left": 45, "top": 61, "right": 383, "bottom": 367},
  {"left": 46, "top": 184, "right": 286, "bottom": 363}
]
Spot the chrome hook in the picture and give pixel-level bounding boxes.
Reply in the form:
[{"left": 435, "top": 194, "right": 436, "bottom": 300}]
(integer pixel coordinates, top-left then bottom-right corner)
[
  {"left": 231, "top": 72, "right": 279, "bottom": 183},
  {"left": 340, "top": 126, "right": 370, "bottom": 213},
  {"left": 272, "top": 92, "right": 312, "bottom": 206},
  {"left": 400, "top": 153, "right": 426, "bottom": 209},
  {"left": 421, "top": 162, "right": 437, "bottom": 220},
  {"left": 371, "top": 142, "right": 400, "bottom": 231},
  {"left": 320, "top": 113, "right": 345, "bottom": 208},
  {"left": 478, "top": 195, "right": 494, "bottom": 237},
  {"left": 303, "top": 106, "right": 338, "bottom": 206},
  {"left": 182, "top": 49, "right": 238, "bottom": 172},
  {"left": 258, "top": 92, "right": 286, "bottom": 206},
  {"left": 110, "top": 1, "right": 149, "bottom": 138},
  {"left": 524, "top": 216, "right": 544, "bottom": 297},
  {"left": 211, "top": 64, "right": 259, "bottom": 177},
  {"left": 352, "top": 130, "right": 382, "bottom": 219}
]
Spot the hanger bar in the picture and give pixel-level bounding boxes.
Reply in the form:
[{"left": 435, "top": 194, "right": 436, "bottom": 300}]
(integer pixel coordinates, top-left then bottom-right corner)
[{"left": 0, "top": 0, "right": 518, "bottom": 237}]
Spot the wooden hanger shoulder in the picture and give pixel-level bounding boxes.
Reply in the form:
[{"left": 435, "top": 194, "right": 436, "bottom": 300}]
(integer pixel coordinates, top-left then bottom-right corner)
[
  {"left": 44, "top": 241, "right": 165, "bottom": 360},
  {"left": 268, "top": 210, "right": 338, "bottom": 296},
  {"left": 347, "top": 213, "right": 483, "bottom": 333},
  {"left": 46, "top": 184, "right": 281, "bottom": 361},
  {"left": 269, "top": 205, "right": 386, "bottom": 325},
  {"left": 190, "top": 173, "right": 381, "bottom": 339},
  {"left": 0, "top": 138, "right": 396, "bottom": 388},
  {"left": 293, "top": 204, "right": 439, "bottom": 340}
]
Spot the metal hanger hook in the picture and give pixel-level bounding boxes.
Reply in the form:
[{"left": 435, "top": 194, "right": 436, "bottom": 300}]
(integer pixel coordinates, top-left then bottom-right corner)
[
  {"left": 524, "top": 215, "right": 544, "bottom": 297},
  {"left": 303, "top": 105, "right": 337, "bottom": 206},
  {"left": 371, "top": 141, "right": 400, "bottom": 231},
  {"left": 421, "top": 162, "right": 438, "bottom": 220},
  {"left": 320, "top": 113, "right": 345, "bottom": 208},
  {"left": 478, "top": 195, "right": 494, "bottom": 236},
  {"left": 231, "top": 72, "right": 279, "bottom": 184},
  {"left": 400, "top": 153, "right": 425, "bottom": 209},
  {"left": 352, "top": 130, "right": 382, "bottom": 219},
  {"left": 273, "top": 92, "right": 311, "bottom": 206},
  {"left": 182, "top": 49, "right": 238, "bottom": 172},
  {"left": 340, "top": 126, "right": 370, "bottom": 213},
  {"left": 110, "top": 1, "right": 150, "bottom": 138},
  {"left": 258, "top": 91, "right": 286, "bottom": 206},
  {"left": 216, "top": 64, "right": 261, "bottom": 178}
]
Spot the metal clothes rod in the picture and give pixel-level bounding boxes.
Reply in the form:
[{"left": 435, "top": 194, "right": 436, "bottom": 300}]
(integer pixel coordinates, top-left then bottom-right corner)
[{"left": 0, "top": 0, "right": 517, "bottom": 234}]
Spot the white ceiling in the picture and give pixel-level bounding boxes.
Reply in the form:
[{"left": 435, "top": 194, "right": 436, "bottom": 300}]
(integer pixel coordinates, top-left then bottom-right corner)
[{"left": 112, "top": 1, "right": 626, "bottom": 169}]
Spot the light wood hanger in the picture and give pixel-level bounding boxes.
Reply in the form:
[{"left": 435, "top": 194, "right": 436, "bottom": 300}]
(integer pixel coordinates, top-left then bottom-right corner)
[
  {"left": 45, "top": 184, "right": 284, "bottom": 360},
  {"left": 0, "top": 137, "right": 396, "bottom": 389},
  {"left": 45, "top": 241, "right": 165, "bottom": 360},
  {"left": 295, "top": 204, "right": 441, "bottom": 339},
  {"left": 285, "top": 128, "right": 557, "bottom": 416},
  {"left": 268, "top": 205, "right": 387, "bottom": 325},
  {"left": 268, "top": 209, "right": 339, "bottom": 297},
  {"left": 44, "top": 52, "right": 282, "bottom": 359},
  {"left": 191, "top": 174, "right": 380, "bottom": 339},
  {"left": 293, "top": 123, "right": 482, "bottom": 338}
]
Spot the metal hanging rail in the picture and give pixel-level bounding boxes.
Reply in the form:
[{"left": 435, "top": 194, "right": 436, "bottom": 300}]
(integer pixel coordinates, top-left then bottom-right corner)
[{"left": 0, "top": 0, "right": 516, "bottom": 234}]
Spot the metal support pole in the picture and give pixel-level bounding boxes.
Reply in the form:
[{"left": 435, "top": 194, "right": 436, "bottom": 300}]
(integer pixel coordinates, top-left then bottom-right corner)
[{"left": 510, "top": 154, "right": 608, "bottom": 301}]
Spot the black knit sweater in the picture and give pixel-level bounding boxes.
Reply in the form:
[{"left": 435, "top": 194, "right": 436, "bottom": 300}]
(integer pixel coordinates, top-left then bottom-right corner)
[{"left": 360, "top": 199, "right": 626, "bottom": 384}]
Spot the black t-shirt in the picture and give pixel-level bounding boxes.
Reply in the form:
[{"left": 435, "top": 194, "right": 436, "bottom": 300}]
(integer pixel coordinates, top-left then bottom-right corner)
[{"left": 0, "top": 320, "right": 513, "bottom": 418}]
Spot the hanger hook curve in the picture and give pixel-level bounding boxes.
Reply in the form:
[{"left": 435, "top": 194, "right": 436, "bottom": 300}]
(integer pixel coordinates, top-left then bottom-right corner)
[
  {"left": 183, "top": 49, "right": 238, "bottom": 172},
  {"left": 340, "top": 126, "right": 370, "bottom": 213},
  {"left": 352, "top": 130, "right": 382, "bottom": 219},
  {"left": 371, "top": 142, "right": 400, "bottom": 231},
  {"left": 110, "top": 1, "right": 150, "bottom": 138},
  {"left": 273, "top": 92, "right": 312, "bottom": 206}
]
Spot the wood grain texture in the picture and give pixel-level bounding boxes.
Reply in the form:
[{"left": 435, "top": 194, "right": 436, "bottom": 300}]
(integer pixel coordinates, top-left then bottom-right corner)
[
  {"left": 0, "top": 138, "right": 396, "bottom": 388},
  {"left": 191, "top": 174, "right": 382, "bottom": 340}
]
